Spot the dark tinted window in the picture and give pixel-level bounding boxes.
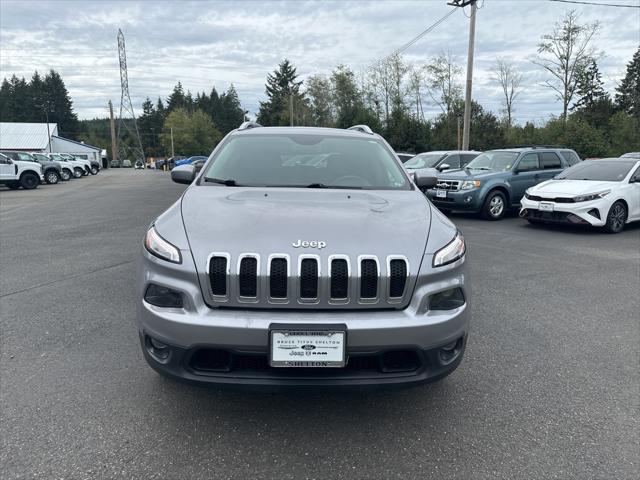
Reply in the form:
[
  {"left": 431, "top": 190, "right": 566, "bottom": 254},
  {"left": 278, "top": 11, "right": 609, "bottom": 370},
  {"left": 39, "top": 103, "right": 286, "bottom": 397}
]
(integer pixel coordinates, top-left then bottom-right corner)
[
  {"left": 556, "top": 160, "right": 635, "bottom": 181},
  {"left": 0, "top": 153, "right": 10, "bottom": 164},
  {"left": 443, "top": 154, "right": 460, "bottom": 168},
  {"left": 539, "top": 152, "right": 562, "bottom": 169},
  {"left": 560, "top": 150, "right": 581, "bottom": 166},
  {"left": 517, "top": 153, "right": 540, "bottom": 171},
  {"left": 461, "top": 153, "right": 478, "bottom": 166}
]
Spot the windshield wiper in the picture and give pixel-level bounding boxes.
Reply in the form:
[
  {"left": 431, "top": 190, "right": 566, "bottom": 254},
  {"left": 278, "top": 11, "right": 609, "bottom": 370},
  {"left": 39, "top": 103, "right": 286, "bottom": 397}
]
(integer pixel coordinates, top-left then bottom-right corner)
[
  {"left": 467, "top": 166, "right": 491, "bottom": 170},
  {"left": 205, "top": 177, "right": 240, "bottom": 186}
]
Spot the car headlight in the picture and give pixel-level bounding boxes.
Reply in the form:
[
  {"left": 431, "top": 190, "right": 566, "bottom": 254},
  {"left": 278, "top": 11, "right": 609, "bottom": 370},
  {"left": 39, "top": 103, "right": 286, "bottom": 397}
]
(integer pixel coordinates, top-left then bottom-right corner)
[
  {"left": 144, "top": 225, "right": 182, "bottom": 264},
  {"left": 460, "top": 180, "right": 481, "bottom": 190},
  {"left": 573, "top": 190, "right": 610, "bottom": 202},
  {"left": 433, "top": 231, "right": 466, "bottom": 267}
]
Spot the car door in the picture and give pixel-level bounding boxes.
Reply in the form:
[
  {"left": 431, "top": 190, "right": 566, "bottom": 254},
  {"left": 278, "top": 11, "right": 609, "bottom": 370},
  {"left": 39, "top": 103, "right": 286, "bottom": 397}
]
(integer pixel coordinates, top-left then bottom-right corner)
[
  {"left": 627, "top": 165, "right": 640, "bottom": 221},
  {"left": 510, "top": 153, "right": 542, "bottom": 203},
  {"left": 0, "top": 154, "right": 15, "bottom": 181},
  {"left": 538, "top": 151, "right": 565, "bottom": 181}
]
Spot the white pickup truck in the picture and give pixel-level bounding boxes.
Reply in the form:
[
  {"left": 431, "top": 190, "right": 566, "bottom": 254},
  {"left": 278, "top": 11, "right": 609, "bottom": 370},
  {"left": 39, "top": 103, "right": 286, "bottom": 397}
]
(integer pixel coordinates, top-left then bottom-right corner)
[{"left": 0, "top": 152, "right": 44, "bottom": 189}]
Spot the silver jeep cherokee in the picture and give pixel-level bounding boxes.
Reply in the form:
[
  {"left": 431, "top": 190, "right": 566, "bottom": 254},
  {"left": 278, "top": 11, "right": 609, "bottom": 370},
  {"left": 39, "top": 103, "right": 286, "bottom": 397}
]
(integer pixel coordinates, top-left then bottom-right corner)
[{"left": 137, "top": 123, "right": 470, "bottom": 388}]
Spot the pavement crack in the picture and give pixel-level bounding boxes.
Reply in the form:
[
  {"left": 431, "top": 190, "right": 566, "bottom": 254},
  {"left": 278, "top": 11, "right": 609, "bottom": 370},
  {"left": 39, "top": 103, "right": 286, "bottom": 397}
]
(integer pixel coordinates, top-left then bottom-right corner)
[{"left": 0, "top": 259, "right": 135, "bottom": 298}]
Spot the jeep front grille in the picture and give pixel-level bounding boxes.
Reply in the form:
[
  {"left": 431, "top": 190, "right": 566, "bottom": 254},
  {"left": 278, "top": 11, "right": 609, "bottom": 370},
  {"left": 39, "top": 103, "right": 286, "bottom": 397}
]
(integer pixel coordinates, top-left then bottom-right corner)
[
  {"left": 205, "top": 253, "right": 410, "bottom": 309},
  {"left": 435, "top": 180, "right": 461, "bottom": 191}
]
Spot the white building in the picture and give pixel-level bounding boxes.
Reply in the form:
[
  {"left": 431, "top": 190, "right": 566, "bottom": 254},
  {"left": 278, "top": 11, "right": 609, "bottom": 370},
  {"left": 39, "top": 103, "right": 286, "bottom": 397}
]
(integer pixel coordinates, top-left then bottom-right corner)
[{"left": 0, "top": 122, "right": 102, "bottom": 165}]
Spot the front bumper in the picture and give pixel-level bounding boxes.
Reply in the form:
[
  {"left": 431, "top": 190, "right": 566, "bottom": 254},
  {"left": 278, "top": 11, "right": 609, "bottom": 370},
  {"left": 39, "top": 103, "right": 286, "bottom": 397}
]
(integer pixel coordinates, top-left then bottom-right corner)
[
  {"left": 137, "top": 249, "right": 470, "bottom": 388},
  {"left": 520, "top": 197, "right": 607, "bottom": 226},
  {"left": 426, "top": 188, "right": 483, "bottom": 212}
]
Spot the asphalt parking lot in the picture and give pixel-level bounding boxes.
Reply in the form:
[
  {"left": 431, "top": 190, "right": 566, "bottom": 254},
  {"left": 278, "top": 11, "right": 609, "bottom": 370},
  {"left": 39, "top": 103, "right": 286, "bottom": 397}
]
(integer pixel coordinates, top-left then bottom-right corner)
[{"left": 1, "top": 169, "right": 638, "bottom": 479}]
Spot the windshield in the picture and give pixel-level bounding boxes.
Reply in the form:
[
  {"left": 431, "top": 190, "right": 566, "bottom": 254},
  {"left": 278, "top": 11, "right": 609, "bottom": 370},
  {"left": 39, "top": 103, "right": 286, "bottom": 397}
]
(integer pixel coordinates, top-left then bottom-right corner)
[
  {"left": 49, "top": 154, "right": 63, "bottom": 161},
  {"left": 16, "top": 152, "right": 35, "bottom": 161},
  {"left": 465, "top": 151, "right": 518, "bottom": 171},
  {"left": 201, "top": 134, "right": 410, "bottom": 190},
  {"left": 555, "top": 160, "right": 635, "bottom": 181},
  {"left": 404, "top": 153, "right": 445, "bottom": 169},
  {"left": 33, "top": 154, "right": 48, "bottom": 161}
]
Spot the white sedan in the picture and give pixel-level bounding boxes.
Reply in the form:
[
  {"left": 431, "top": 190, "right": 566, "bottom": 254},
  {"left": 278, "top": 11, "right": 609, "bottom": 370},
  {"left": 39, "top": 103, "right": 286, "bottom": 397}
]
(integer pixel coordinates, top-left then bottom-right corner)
[{"left": 520, "top": 159, "right": 640, "bottom": 233}]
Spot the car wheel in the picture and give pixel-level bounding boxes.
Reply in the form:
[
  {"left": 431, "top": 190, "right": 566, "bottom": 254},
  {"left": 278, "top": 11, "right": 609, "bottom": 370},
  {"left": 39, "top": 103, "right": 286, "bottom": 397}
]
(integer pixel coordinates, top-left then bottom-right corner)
[
  {"left": 73, "top": 167, "right": 83, "bottom": 178},
  {"left": 604, "top": 201, "right": 627, "bottom": 233},
  {"left": 481, "top": 191, "right": 507, "bottom": 220},
  {"left": 61, "top": 169, "right": 71, "bottom": 181},
  {"left": 90, "top": 166, "right": 98, "bottom": 175},
  {"left": 45, "top": 170, "right": 60, "bottom": 185},
  {"left": 7, "top": 181, "right": 20, "bottom": 190},
  {"left": 20, "top": 172, "right": 39, "bottom": 189}
]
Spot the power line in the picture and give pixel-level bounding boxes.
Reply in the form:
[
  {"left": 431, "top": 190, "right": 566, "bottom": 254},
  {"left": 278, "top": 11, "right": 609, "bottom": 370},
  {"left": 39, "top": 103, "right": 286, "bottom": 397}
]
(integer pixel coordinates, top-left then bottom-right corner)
[{"left": 549, "top": 0, "right": 640, "bottom": 8}]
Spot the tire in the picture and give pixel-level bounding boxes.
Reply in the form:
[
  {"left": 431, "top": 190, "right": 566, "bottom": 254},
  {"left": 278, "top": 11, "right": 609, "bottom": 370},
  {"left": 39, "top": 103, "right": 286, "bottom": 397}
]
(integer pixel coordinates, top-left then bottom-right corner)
[
  {"left": 61, "top": 169, "right": 71, "bottom": 181},
  {"left": 7, "top": 181, "right": 20, "bottom": 190},
  {"left": 20, "top": 172, "right": 39, "bottom": 189},
  {"left": 90, "top": 166, "right": 98, "bottom": 175},
  {"left": 82, "top": 167, "right": 89, "bottom": 176},
  {"left": 604, "top": 201, "right": 627, "bottom": 234},
  {"left": 45, "top": 170, "right": 60, "bottom": 185},
  {"left": 73, "top": 167, "right": 83, "bottom": 178},
  {"left": 481, "top": 190, "right": 507, "bottom": 220}
]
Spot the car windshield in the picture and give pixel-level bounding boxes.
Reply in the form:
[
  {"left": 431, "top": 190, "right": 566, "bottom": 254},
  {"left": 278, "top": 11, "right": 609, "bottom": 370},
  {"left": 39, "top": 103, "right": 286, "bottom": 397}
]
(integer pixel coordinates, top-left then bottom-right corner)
[
  {"left": 49, "top": 154, "right": 63, "bottom": 161},
  {"left": 33, "top": 154, "right": 48, "bottom": 161},
  {"left": 555, "top": 160, "right": 635, "bottom": 181},
  {"left": 465, "top": 151, "right": 518, "bottom": 171},
  {"left": 17, "top": 153, "right": 35, "bottom": 161},
  {"left": 404, "top": 153, "right": 445, "bottom": 169},
  {"left": 201, "top": 134, "right": 410, "bottom": 190}
]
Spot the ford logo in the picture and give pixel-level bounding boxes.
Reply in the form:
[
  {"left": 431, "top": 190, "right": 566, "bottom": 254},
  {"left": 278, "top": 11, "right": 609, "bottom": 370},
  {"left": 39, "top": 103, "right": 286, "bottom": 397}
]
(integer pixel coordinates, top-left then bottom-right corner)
[{"left": 301, "top": 344, "right": 316, "bottom": 351}]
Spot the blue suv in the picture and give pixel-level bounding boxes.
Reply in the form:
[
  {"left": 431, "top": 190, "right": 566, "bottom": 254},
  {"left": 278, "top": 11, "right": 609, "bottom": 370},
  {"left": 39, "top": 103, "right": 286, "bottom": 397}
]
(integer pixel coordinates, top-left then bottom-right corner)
[{"left": 426, "top": 147, "right": 581, "bottom": 220}]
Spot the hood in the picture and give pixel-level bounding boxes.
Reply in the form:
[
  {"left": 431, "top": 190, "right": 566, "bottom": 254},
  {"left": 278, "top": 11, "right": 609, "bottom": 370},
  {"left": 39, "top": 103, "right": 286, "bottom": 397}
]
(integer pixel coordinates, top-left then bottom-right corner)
[
  {"left": 436, "top": 168, "right": 505, "bottom": 180},
  {"left": 181, "top": 186, "right": 432, "bottom": 271},
  {"left": 531, "top": 179, "right": 618, "bottom": 196}
]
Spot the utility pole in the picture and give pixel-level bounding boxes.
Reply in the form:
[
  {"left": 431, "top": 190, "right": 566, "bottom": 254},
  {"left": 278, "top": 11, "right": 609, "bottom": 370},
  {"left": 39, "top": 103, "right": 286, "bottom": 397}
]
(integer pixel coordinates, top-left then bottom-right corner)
[
  {"left": 448, "top": 0, "right": 477, "bottom": 150},
  {"left": 289, "top": 92, "right": 294, "bottom": 126},
  {"left": 109, "top": 100, "right": 117, "bottom": 168},
  {"left": 44, "top": 109, "right": 51, "bottom": 153},
  {"left": 170, "top": 127, "right": 175, "bottom": 157},
  {"left": 457, "top": 116, "right": 462, "bottom": 150}
]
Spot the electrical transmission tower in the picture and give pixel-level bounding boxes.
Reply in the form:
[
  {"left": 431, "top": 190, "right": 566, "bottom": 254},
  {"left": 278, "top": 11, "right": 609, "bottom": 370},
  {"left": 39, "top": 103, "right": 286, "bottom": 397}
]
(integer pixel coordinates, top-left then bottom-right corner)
[{"left": 116, "top": 29, "right": 145, "bottom": 164}]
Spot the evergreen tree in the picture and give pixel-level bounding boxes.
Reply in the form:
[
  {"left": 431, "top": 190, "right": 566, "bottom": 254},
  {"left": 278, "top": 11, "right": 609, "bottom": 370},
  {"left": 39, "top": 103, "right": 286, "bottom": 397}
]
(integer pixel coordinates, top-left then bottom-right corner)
[
  {"left": 217, "top": 85, "right": 245, "bottom": 134},
  {"left": 42, "top": 70, "right": 78, "bottom": 137},
  {"left": 571, "top": 59, "right": 613, "bottom": 128},
  {"left": 166, "top": 82, "right": 187, "bottom": 112},
  {"left": 0, "top": 78, "right": 11, "bottom": 120},
  {"left": 615, "top": 47, "right": 640, "bottom": 120},
  {"left": 257, "top": 59, "right": 304, "bottom": 126}
]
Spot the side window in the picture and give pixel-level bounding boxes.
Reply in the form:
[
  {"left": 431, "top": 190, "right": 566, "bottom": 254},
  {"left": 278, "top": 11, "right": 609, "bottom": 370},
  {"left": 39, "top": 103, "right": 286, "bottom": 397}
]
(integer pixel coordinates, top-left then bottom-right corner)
[
  {"left": 631, "top": 167, "right": 640, "bottom": 182},
  {"left": 443, "top": 154, "right": 460, "bottom": 168},
  {"left": 5, "top": 152, "right": 17, "bottom": 160},
  {"left": 517, "top": 153, "right": 540, "bottom": 171},
  {"left": 560, "top": 150, "right": 580, "bottom": 166},
  {"left": 539, "top": 152, "right": 562, "bottom": 169},
  {"left": 0, "top": 155, "right": 10, "bottom": 164},
  {"left": 461, "top": 154, "right": 477, "bottom": 167}
]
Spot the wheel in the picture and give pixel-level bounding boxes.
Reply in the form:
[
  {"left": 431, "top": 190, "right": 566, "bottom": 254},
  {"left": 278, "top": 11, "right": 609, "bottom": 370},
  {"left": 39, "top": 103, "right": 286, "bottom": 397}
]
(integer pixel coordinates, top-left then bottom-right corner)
[
  {"left": 20, "top": 172, "right": 39, "bottom": 189},
  {"left": 7, "top": 181, "right": 20, "bottom": 190},
  {"left": 481, "top": 191, "right": 507, "bottom": 220},
  {"left": 90, "top": 166, "right": 98, "bottom": 175},
  {"left": 604, "top": 201, "right": 627, "bottom": 233},
  {"left": 61, "top": 169, "right": 71, "bottom": 181},
  {"left": 45, "top": 170, "right": 60, "bottom": 185},
  {"left": 73, "top": 167, "right": 83, "bottom": 178}
]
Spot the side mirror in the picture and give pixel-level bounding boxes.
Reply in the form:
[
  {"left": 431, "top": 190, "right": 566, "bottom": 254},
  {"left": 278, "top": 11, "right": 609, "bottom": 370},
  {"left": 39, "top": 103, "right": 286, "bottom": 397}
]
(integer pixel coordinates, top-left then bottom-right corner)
[
  {"left": 437, "top": 163, "right": 451, "bottom": 171},
  {"left": 171, "top": 164, "right": 195, "bottom": 184},
  {"left": 414, "top": 170, "right": 438, "bottom": 189}
]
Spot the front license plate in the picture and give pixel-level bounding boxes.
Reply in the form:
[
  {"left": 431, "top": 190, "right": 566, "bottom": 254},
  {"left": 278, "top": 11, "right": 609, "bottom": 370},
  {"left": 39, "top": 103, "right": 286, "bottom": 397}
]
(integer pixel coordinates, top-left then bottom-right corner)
[
  {"left": 539, "top": 201, "right": 554, "bottom": 212},
  {"left": 270, "top": 329, "right": 346, "bottom": 367},
  {"left": 436, "top": 189, "right": 447, "bottom": 198}
]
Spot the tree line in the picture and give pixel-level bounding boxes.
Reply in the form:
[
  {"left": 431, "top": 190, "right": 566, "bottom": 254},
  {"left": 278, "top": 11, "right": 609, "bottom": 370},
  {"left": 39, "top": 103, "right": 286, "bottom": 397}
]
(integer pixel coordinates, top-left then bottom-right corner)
[{"left": 0, "top": 10, "right": 638, "bottom": 159}]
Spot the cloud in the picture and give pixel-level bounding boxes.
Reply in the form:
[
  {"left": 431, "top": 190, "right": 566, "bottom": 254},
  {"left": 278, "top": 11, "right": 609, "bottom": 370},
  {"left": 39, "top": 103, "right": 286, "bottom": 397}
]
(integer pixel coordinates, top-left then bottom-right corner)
[{"left": 0, "top": 0, "right": 638, "bottom": 122}]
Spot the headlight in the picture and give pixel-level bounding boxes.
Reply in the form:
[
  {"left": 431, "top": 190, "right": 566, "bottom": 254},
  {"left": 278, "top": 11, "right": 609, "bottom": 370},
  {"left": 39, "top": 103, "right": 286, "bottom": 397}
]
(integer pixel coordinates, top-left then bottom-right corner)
[
  {"left": 460, "top": 180, "right": 481, "bottom": 190},
  {"left": 433, "top": 231, "right": 466, "bottom": 267},
  {"left": 144, "top": 225, "right": 181, "bottom": 263},
  {"left": 573, "top": 190, "right": 610, "bottom": 202}
]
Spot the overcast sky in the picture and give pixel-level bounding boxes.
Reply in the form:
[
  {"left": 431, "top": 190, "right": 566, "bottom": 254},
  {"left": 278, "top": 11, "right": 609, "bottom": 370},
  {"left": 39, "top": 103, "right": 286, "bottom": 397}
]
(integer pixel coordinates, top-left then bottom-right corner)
[{"left": 1, "top": 0, "right": 638, "bottom": 125}]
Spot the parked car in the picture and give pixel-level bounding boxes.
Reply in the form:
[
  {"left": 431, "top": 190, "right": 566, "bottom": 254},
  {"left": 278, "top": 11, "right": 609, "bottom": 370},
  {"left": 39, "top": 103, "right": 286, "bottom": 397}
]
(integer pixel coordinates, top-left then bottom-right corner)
[
  {"left": 620, "top": 152, "right": 640, "bottom": 159},
  {"left": 134, "top": 161, "right": 145, "bottom": 169},
  {"left": 55, "top": 153, "right": 90, "bottom": 175},
  {"left": 520, "top": 158, "right": 640, "bottom": 233},
  {"left": 175, "top": 156, "right": 208, "bottom": 167},
  {"left": 191, "top": 158, "right": 207, "bottom": 173},
  {"left": 110, "top": 160, "right": 121, "bottom": 168},
  {"left": 2, "top": 151, "right": 62, "bottom": 185},
  {"left": 138, "top": 122, "right": 469, "bottom": 388},
  {"left": 0, "top": 152, "right": 44, "bottom": 189},
  {"left": 46, "top": 153, "right": 85, "bottom": 178},
  {"left": 31, "top": 152, "right": 69, "bottom": 182},
  {"left": 404, "top": 150, "right": 480, "bottom": 173},
  {"left": 122, "top": 160, "right": 132, "bottom": 168},
  {"left": 60, "top": 153, "right": 98, "bottom": 175},
  {"left": 426, "top": 147, "right": 580, "bottom": 220},
  {"left": 396, "top": 152, "right": 415, "bottom": 163}
]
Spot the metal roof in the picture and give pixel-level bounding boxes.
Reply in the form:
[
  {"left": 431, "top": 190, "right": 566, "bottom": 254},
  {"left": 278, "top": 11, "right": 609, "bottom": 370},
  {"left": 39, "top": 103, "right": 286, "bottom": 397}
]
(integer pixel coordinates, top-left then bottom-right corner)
[{"left": 0, "top": 122, "right": 59, "bottom": 150}]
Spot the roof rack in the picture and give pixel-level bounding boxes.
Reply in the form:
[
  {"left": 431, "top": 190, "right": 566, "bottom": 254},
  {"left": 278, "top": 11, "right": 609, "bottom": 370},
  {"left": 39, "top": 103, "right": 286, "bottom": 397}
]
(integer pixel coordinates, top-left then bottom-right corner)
[
  {"left": 504, "top": 144, "right": 567, "bottom": 149},
  {"left": 238, "top": 121, "right": 263, "bottom": 131},
  {"left": 347, "top": 124, "right": 374, "bottom": 135}
]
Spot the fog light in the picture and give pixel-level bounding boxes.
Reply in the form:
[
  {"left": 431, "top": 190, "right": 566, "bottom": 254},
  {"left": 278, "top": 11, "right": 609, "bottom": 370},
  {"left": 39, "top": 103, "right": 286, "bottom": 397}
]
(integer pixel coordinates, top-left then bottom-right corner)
[
  {"left": 464, "top": 196, "right": 472, "bottom": 203},
  {"left": 145, "top": 335, "right": 171, "bottom": 361},
  {"left": 439, "top": 337, "right": 463, "bottom": 365},
  {"left": 144, "top": 284, "right": 184, "bottom": 308},
  {"left": 429, "top": 287, "right": 465, "bottom": 310}
]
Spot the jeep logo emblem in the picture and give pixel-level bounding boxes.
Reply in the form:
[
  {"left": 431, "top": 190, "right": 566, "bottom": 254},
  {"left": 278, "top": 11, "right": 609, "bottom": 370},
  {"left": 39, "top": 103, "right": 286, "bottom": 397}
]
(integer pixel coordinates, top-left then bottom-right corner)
[{"left": 292, "top": 239, "right": 326, "bottom": 249}]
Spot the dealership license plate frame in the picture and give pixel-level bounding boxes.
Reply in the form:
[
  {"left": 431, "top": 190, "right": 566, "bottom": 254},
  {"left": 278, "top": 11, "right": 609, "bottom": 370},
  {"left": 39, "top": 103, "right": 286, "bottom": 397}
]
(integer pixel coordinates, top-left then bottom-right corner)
[
  {"left": 436, "top": 189, "right": 447, "bottom": 199},
  {"left": 539, "top": 201, "right": 554, "bottom": 212},
  {"left": 269, "top": 324, "right": 347, "bottom": 368}
]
